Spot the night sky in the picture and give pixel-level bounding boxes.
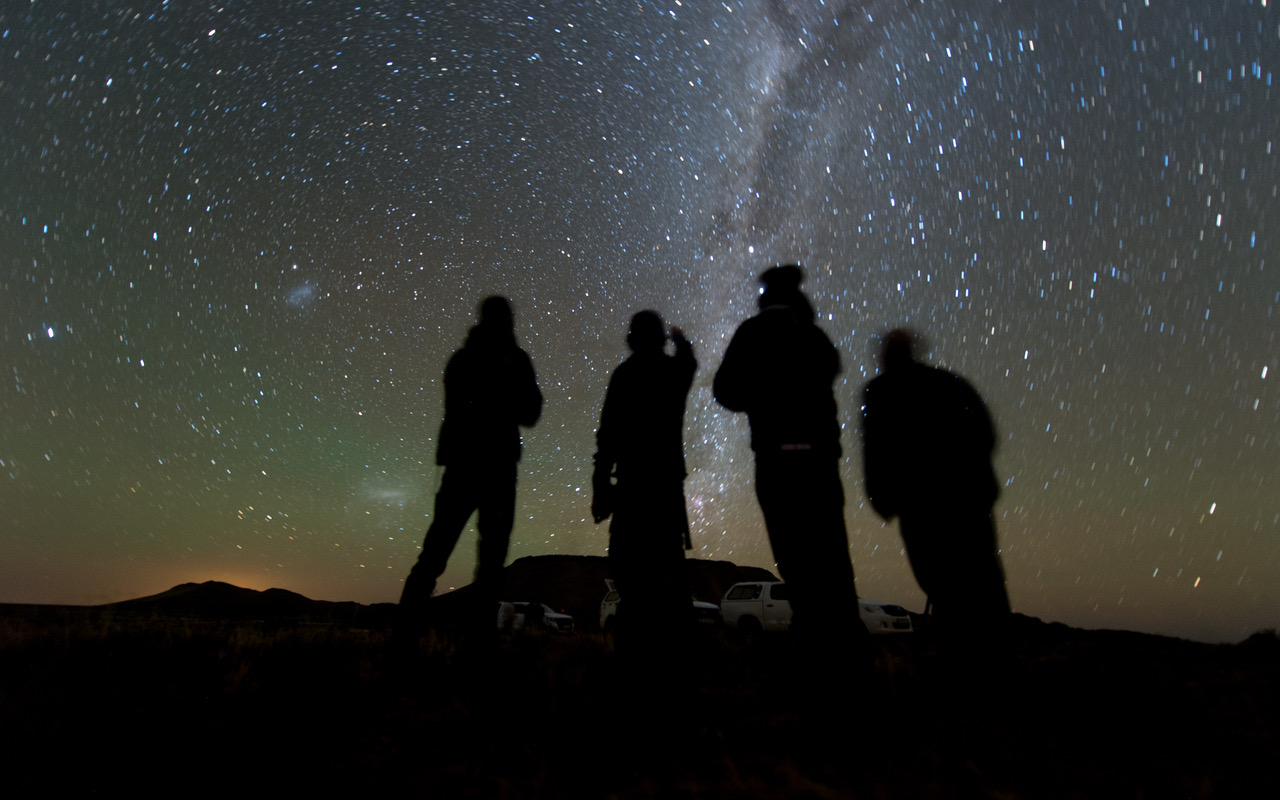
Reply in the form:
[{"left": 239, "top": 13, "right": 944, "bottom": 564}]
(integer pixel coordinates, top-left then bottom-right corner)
[{"left": 3, "top": 0, "right": 1277, "bottom": 643}]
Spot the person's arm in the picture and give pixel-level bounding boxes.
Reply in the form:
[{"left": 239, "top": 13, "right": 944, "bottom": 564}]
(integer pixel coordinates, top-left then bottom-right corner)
[
  {"left": 591, "top": 372, "right": 619, "bottom": 523},
  {"left": 860, "top": 383, "right": 896, "bottom": 521},
  {"left": 672, "top": 328, "right": 696, "bottom": 393},
  {"left": 515, "top": 350, "right": 543, "bottom": 427},
  {"left": 713, "top": 328, "right": 748, "bottom": 412}
]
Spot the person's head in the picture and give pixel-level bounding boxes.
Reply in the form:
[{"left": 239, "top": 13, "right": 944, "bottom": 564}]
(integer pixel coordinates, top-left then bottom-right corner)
[
  {"left": 758, "top": 263, "right": 814, "bottom": 320},
  {"left": 626, "top": 309, "right": 666, "bottom": 353},
  {"left": 879, "top": 328, "right": 922, "bottom": 372},
  {"left": 477, "top": 296, "right": 514, "bottom": 332}
]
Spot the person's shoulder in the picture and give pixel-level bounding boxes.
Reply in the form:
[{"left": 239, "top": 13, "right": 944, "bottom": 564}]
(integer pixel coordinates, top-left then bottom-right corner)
[
  {"left": 611, "top": 354, "right": 637, "bottom": 377},
  {"left": 806, "top": 320, "right": 837, "bottom": 345},
  {"left": 949, "top": 370, "right": 986, "bottom": 403},
  {"left": 444, "top": 344, "right": 471, "bottom": 370},
  {"left": 931, "top": 364, "right": 973, "bottom": 388},
  {"left": 620, "top": 350, "right": 675, "bottom": 375},
  {"left": 731, "top": 308, "right": 788, "bottom": 340},
  {"left": 862, "top": 371, "right": 899, "bottom": 404},
  {"left": 482, "top": 338, "right": 533, "bottom": 365},
  {"left": 607, "top": 353, "right": 645, "bottom": 386},
  {"left": 919, "top": 364, "right": 982, "bottom": 401},
  {"left": 899, "top": 362, "right": 947, "bottom": 386},
  {"left": 730, "top": 312, "right": 767, "bottom": 335}
]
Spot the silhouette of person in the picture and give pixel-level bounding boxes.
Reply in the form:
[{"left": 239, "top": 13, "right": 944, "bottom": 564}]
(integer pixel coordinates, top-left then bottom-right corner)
[
  {"left": 592, "top": 311, "right": 696, "bottom": 646},
  {"left": 714, "top": 265, "right": 868, "bottom": 645},
  {"left": 398, "top": 296, "right": 542, "bottom": 637},
  {"left": 860, "top": 329, "right": 1010, "bottom": 630}
]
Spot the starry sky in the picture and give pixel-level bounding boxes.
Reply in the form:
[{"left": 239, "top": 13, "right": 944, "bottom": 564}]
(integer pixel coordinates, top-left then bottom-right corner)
[{"left": 3, "top": 0, "right": 1277, "bottom": 643}]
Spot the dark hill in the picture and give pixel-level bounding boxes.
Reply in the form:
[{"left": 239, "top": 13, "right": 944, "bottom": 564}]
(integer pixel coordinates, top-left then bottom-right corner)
[
  {"left": 78, "top": 556, "right": 776, "bottom": 631},
  {"left": 104, "top": 580, "right": 397, "bottom": 626},
  {"left": 434, "top": 555, "right": 778, "bottom": 630},
  {"left": 513, "top": 554, "right": 778, "bottom": 630}
]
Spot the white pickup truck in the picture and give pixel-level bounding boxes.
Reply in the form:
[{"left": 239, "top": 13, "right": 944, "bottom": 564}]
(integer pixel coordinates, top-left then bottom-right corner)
[{"left": 720, "top": 581, "right": 913, "bottom": 634}]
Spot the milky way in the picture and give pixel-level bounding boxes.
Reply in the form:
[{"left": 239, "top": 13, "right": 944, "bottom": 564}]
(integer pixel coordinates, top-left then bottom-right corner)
[{"left": 3, "top": 0, "right": 1277, "bottom": 642}]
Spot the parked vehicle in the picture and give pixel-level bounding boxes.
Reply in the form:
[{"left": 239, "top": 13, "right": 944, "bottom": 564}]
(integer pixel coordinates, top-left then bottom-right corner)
[
  {"left": 720, "top": 581, "right": 913, "bottom": 634},
  {"left": 497, "top": 601, "right": 575, "bottom": 633},
  {"left": 721, "top": 581, "right": 793, "bottom": 632},
  {"left": 858, "top": 599, "right": 916, "bottom": 633},
  {"left": 599, "top": 580, "right": 721, "bottom": 632}
]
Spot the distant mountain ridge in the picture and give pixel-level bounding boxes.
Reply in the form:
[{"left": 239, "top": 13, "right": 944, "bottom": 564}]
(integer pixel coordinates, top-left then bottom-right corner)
[
  {"left": 93, "top": 555, "right": 779, "bottom": 630},
  {"left": 4, "top": 557, "right": 1263, "bottom": 648},
  {"left": 106, "top": 580, "right": 398, "bottom": 625}
]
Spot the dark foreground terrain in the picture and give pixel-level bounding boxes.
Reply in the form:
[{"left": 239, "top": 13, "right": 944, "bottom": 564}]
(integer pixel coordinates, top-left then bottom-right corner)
[{"left": 2, "top": 565, "right": 1276, "bottom": 799}]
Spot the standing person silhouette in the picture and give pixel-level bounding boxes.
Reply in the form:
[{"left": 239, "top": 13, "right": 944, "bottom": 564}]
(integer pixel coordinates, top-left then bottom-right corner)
[
  {"left": 860, "top": 329, "right": 1010, "bottom": 632},
  {"left": 592, "top": 311, "right": 696, "bottom": 649},
  {"left": 714, "top": 265, "right": 869, "bottom": 648},
  {"left": 398, "top": 296, "right": 542, "bottom": 639}
]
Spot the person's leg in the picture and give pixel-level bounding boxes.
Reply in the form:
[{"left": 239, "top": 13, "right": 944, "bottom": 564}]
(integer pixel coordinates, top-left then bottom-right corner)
[
  {"left": 956, "top": 510, "right": 1011, "bottom": 621},
  {"left": 899, "top": 512, "right": 947, "bottom": 616},
  {"left": 401, "top": 467, "right": 481, "bottom": 610},
  {"left": 755, "top": 454, "right": 868, "bottom": 721},
  {"left": 393, "top": 467, "right": 481, "bottom": 656},
  {"left": 473, "top": 461, "right": 517, "bottom": 612},
  {"left": 755, "top": 455, "right": 863, "bottom": 637}
]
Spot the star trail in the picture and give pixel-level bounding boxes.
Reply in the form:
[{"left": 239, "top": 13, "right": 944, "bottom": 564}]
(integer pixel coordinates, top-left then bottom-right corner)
[{"left": 3, "top": 0, "right": 1277, "bottom": 642}]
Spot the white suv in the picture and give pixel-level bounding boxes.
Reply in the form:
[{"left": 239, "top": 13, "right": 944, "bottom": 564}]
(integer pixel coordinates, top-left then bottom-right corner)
[{"left": 720, "top": 581, "right": 913, "bottom": 634}]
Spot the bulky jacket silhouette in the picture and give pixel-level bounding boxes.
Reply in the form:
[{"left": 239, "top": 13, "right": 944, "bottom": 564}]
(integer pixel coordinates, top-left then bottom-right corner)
[
  {"left": 714, "top": 265, "right": 866, "bottom": 643},
  {"left": 593, "top": 311, "right": 696, "bottom": 642},
  {"left": 399, "top": 297, "right": 542, "bottom": 631},
  {"left": 712, "top": 281, "right": 840, "bottom": 458},
  {"left": 860, "top": 329, "right": 1009, "bottom": 626}
]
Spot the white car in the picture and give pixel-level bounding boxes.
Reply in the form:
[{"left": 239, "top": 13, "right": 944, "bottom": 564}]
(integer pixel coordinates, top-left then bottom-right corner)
[
  {"left": 497, "top": 601, "right": 575, "bottom": 633},
  {"left": 599, "top": 580, "right": 721, "bottom": 632},
  {"left": 720, "top": 581, "right": 913, "bottom": 634}
]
